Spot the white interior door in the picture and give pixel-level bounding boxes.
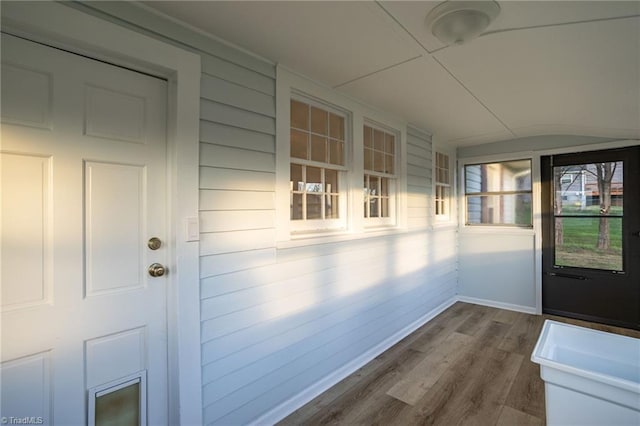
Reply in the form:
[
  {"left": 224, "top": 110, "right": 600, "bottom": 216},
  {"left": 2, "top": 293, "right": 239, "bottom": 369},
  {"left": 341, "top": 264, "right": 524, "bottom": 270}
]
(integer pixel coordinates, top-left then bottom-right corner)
[{"left": 1, "top": 33, "right": 169, "bottom": 425}]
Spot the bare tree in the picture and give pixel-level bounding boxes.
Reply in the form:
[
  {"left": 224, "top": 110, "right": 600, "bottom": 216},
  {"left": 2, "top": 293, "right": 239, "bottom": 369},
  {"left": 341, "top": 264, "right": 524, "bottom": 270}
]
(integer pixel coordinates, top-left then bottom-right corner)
[
  {"left": 593, "top": 162, "right": 616, "bottom": 250},
  {"left": 554, "top": 169, "right": 565, "bottom": 245}
]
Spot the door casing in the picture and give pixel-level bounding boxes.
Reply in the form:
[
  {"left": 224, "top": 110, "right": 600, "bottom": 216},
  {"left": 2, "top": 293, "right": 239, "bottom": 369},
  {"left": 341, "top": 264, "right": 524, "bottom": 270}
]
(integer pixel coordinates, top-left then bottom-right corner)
[{"left": 1, "top": 2, "right": 202, "bottom": 423}]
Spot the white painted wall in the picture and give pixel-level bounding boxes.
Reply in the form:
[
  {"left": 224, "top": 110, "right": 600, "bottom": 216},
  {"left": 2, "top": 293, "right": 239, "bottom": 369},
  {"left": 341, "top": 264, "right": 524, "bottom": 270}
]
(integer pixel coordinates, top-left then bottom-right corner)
[
  {"left": 458, "top": 231, "right": 536, "bottom": 311},
  {"left": 69, "top": 3, "right": 459, "bottom": 425}
]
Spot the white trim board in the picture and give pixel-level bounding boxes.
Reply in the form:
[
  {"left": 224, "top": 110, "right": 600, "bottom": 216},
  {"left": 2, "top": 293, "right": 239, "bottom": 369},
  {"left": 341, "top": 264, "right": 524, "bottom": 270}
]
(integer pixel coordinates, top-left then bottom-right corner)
[
  {"left": 1, "top": 3, "right": 202, "bottom": 424},
  {"left": 456, "top": 296, "right": 537, "bottom": 315},
  {"left": 251, "top": 296, "right": 458, "bottom": 426}
]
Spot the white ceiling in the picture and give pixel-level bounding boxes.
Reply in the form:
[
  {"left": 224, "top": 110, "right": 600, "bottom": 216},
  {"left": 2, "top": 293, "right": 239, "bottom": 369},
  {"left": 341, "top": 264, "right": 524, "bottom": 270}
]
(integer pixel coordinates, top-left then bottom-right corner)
[{"left": 142, "top": 1, "right": 640, "bottom": 148}]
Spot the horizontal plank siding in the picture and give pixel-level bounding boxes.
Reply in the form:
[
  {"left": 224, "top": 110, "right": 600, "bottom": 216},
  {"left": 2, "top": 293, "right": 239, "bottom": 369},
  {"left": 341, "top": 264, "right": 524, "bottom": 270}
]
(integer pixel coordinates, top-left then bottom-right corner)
[
  {"left": 200, "top": 190, "right": 274, "bottom": 211},
  {"left": 201, "top": 54, "right": 275, "bottom": 96},
  {"left": 408, "top": 155, "right": 430, "bottom": 169},
  {"left": 406, "top": 126, "right": 432, "bottom": 229},
  {"left": 200, "top": 210, "right": 275, "bottom": 233},
  {"left": 200, "top": 232, "right": 434, "bottom": 300},
  {"left": 200, "top": 229, "right": 276, "bottom": 256},
  {"left": 407, "top": 143, "right": 431, "bottom": 161},
  {"left": 407, "top": 174, "right": 432, "bottom": 188},
  {"left": 201, "top": 74, "right": 275, "bottom": 117},
  {"left": 199, "top": 168, "right": 275, "bottom": 191},
  {"left": 200, "top": 121, "right": 275, "bottom": 153},
  {"left": 201, "top": 99, "right": 275, "bottom": 134},
  {"left": 200, "top": 144, "right": 275, "bottom": 172},
  {"left": 408, "top": 207, "right": 429, "bottom": 218},
  {"left": 200, "top": 240, "right": 435, "bottom": 324},
  {"left": 200, "top": 249, "right": 276, "bottom": 278},
  {"left": 407, "top": 192, "right": 429, "bottom": 207},
  {"left": 199, "top": 234, "right": 454, "bottom": 353},
  {"left": 68, "top": 4, "right": 458, "bottom": 425},
  {"left": 408, "top": 163, "right": 430, "bottom": 178}
]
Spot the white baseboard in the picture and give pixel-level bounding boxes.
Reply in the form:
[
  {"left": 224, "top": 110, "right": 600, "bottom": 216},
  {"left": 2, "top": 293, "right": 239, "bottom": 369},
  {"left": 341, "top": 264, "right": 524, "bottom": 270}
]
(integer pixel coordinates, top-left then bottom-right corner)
[
  {"left": 456, "top": 295, "right": 537, "bottom": 314},
  {"left": 250, "top": 296, "right": 457, "bottom": 426}
]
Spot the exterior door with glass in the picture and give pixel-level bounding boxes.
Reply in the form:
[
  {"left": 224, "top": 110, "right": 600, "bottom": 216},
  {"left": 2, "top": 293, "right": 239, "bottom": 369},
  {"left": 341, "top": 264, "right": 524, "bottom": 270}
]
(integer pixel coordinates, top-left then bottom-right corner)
[{"left": 541, "top": 146, "right": 640, "bottom": 329}]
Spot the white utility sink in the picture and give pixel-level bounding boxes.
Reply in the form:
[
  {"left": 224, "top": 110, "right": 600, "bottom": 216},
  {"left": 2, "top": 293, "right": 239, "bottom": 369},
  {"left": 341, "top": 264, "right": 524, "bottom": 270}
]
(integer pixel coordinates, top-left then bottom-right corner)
[{"left": 531, "top": 320, "right": 640, "bottom": 425}]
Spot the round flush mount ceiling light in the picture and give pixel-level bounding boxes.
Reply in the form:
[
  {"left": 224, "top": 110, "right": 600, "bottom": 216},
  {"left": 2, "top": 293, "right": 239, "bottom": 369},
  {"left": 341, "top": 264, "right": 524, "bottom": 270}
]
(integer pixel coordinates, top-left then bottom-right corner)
[{"left": 426, "top": 1, "right": 501, "bottom": 46}]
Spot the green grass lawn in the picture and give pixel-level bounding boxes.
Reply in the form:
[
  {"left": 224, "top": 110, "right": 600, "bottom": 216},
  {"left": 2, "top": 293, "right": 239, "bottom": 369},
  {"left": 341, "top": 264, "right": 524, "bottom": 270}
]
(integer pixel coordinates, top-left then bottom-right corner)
[{"left": 555, "top": 212, "right": 622, "bottom": 271}]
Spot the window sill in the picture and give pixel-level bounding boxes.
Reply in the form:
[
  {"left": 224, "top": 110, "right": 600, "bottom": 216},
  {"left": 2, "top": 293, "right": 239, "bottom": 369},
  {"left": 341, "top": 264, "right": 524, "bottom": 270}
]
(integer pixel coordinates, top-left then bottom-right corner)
[
  {"left": 459, "top": 225, "right": 535, "bottom": 236},
  {"left": 277, "top": 226, "right": 408, "bottom": 249}
]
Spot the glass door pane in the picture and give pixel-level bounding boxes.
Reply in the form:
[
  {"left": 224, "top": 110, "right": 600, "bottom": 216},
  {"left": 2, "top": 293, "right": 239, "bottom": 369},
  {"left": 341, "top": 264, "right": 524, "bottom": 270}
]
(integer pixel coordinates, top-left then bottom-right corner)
[
  {"left": 555, "top": 217, "right": 623, "bottom": 270},
  {"left": 553, "top": 161, "right": 623, "bottom": 271}
]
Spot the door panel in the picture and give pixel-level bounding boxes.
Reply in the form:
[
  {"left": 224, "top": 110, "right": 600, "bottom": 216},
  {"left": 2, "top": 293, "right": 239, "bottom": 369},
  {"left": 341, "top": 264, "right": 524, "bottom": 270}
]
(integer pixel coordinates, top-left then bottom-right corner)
[
  {"left": 542, "top": 146, "right": 640, "bottom": 329},
  {"left": 1, "top": 153, "right": 52, "bottom": 310},
  {"left": 0, "top": 352, "right": 52, "bottom": 421},
  {"left": 85, "top": 161, "right": 145, "bottom": 295},
  {"left": 84, "top": 85, "right": 147, "bottom": 143},
  {"left": 0, "top": 62, "right": 52, "bottom": 129},
  {"left": 1, "top": 33, "right": 168, "bottom": 424},
  {"left": 85, "top": 328, "right": 146, "bottom": 389}
]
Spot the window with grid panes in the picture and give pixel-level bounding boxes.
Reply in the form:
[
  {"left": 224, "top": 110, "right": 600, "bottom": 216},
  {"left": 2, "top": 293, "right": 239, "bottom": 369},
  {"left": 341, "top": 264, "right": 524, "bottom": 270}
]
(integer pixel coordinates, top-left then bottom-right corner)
[
  {"left": 435, "top": 152, "right": 451, "bottom": 218},
  {"left": 363, "top": 124, "right": 396, "bottom": 224},
  {"left": 290, "top": 98, "right": 346, "bottom": 229}
]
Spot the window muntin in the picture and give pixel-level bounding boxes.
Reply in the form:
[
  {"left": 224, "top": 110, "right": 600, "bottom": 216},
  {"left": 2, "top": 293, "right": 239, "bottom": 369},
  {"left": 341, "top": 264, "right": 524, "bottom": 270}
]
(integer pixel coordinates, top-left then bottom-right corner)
[
  {"left": 363, "top": 125, "right": 396, "bottom": 223},
  {"left": 464, "top": 159, "right": 532, "bottom": 226},
  {"left": 364, "top": 175, "right": 390, "bottom": 218},
  {"left": 290, "top": 98, "right": 347, "bottom": 229},
  {"left": 435, "top": 152, "right": 450, "bottom": 217},
  {"left": 290, "top": 99, "right": 344, "bottom": 166},
  {"left": 364, "top": 126, "right": 394, "bottom": 174},
  {"left": 291, "top": 164, "right": 340, "bottom": 220}
]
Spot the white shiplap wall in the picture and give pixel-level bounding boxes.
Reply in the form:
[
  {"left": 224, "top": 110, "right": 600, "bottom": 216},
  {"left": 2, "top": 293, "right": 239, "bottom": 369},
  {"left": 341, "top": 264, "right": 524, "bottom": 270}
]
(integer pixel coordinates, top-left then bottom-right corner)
[
  {"left": 407, "top": 126, "right": 433, "bottom": 229},
  {"left": 69, "top": 3, "right": 458, "bottom": 424}
]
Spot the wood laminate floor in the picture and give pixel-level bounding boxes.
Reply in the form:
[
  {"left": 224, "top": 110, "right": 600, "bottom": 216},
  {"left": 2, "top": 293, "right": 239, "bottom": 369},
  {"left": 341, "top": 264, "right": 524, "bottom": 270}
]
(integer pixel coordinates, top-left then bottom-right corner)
[{"left": 279, "top": 302, "right": 640, "bottom": 426}]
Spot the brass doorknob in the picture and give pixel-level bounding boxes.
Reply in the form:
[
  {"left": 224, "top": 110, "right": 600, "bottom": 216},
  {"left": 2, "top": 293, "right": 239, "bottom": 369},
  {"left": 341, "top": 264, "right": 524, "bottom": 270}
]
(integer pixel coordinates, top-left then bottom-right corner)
[{"left": 148, "top": 263, "right": 166, "bottom": 277}]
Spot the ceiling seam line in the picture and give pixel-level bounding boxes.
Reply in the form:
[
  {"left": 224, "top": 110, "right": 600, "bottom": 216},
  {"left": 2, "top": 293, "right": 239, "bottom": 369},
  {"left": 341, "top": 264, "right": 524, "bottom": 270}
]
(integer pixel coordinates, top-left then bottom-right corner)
[
  {"left": 481, "top": 14, "right": 640, "bottom": 38},
  {"left": 373, "top": 0, "right": 514, "bottom": 135},
  {"left": 374, "top": 1, "right": 436, "bottom": 55},
  {"left": 333, "top": 55, "right": 422, "bottom": 89},
  {"left": 431, "top": 56, "right": 516, "bottom": 138}
]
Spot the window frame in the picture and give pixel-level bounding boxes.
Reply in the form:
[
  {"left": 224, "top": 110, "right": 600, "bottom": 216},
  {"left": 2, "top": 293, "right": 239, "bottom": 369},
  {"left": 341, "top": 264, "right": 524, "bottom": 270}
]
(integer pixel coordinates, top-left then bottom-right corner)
[
  {"left": 363, "top": 121, "right": 399, "bottom": 228},
  {"left": 461, "top": 158, "right": 533, "bottom": 228},
  {"left": 434, "top": 151, "right": 452, "bottom": 222},
  {"left": 276, "top": 66, "right": 407, "bottom": 244},
  {"left": 289, "top": 94, "right": 350, "bottom": 233}
]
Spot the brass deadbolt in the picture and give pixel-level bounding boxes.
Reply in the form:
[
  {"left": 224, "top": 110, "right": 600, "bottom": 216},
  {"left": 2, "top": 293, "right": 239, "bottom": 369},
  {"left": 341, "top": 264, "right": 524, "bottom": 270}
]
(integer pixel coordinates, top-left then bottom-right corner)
[{"left": 148, "top": 237, "right": 162, "bottom": 250}]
